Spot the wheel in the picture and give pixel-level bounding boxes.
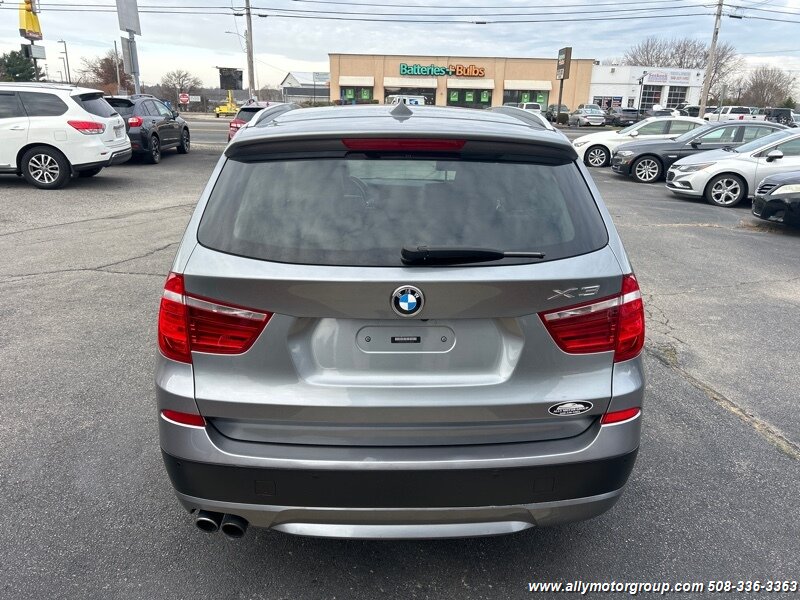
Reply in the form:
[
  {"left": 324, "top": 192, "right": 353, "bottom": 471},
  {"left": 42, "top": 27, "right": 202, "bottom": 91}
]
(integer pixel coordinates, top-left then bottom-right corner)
[
  {"left": 78, "top": 167, "right": 103, "bottom": 178},
  {"left": 705, "top": 174, "right": 746, "bottom": 207},
  {"left": 146, "top": 135, "right": 161, "bottom": 164},
  {"left": 631, "top": 156, "right": 662, "bottom": 183},
  {"left": 215, "top": 113, "right": 220, "bottom": 118},
  {"left": 584, "top": 145, "right": 610, "bottom": 168},
  {"left": 21, "top": 146, "right": 71, "bottom": 189},
  {"left": 177, "top": 129, "right": 190, "bottom": 154}
]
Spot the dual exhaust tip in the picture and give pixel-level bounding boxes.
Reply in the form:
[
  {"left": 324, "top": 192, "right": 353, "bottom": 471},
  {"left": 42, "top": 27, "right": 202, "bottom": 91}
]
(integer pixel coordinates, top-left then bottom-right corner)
[{"left": 195, "top": 510, "right": 248, "bottom": 539}]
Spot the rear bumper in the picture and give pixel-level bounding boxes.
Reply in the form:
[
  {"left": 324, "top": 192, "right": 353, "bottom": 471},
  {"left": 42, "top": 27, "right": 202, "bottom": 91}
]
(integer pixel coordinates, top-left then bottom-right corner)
[{"left": 73, "top": 147, "right": 132, "bottom": 171}]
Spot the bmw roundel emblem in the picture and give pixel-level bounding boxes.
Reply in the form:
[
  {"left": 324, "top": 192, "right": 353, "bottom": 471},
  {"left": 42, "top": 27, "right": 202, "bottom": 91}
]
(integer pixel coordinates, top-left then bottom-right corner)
[{"left": 391, "top": 285, "right": 424, "bottom": 317}]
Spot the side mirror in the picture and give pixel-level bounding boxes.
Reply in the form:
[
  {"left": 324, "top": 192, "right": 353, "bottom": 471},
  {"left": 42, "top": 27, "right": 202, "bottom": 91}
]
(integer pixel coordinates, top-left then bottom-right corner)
[
  {"left": 629, "top": 130, "right": 639, "bottom": 138},
  {"left": 690, "top": 140, "right": 701, "bottom": 148},
  {"left": 766, "top": 149, "right": 784, "bottom": 162},
  {"left": 172, "top": 110, "right": 179, "bottom": 118}
]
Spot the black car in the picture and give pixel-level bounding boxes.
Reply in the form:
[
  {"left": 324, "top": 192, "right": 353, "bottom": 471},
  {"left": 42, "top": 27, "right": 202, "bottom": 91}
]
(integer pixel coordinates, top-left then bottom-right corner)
[
  {"left": 752, "top": 172, "right": 800, "bottom": 226},
  {"left": 604, "top": 107, "right": 640, "bottom": 126},
  {"left": 611, "top": 121, "right": 786, "bottom": 183},
  {"left": 765, "top": 107, "right": 794, "bottom": 126},
  {"left": 105, "top": 96, "right": 190, "bottom": 164},
  {"left": 544, "top": 103, "right": 569, "bottom": 122}
]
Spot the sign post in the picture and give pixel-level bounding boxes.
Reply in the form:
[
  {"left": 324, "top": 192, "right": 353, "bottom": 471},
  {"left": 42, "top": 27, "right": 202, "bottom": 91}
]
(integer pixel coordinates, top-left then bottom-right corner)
[
  {"left": 555, "top": 47, "right": 572, "bottom": 124},
  {"left": 116, "top": 0, "right": 142, "bottom": 94}
]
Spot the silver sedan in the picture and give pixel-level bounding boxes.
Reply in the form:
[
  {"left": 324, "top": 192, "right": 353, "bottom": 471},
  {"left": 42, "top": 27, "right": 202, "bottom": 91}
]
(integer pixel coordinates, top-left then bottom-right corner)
[{"left": 569, "top": 108, "right": 606, "bottom": 127}]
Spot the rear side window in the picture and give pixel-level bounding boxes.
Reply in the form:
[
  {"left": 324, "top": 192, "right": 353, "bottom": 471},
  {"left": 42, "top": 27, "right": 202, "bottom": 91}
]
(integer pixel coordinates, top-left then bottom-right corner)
[
  {"left": 198, "top": 157, "right": 608, "bottom": 266},
  {"left": 73, "top": 93, "right": 117, "bottom": 117},
  {"left": 19, "top": 92, "right": 68, "bottom": 117},
  {"left": 742, "top": 126, "right": 776, "bottom": 143},
  {"left": 0, "top": 92, "right": 24, "bottom": 118}
]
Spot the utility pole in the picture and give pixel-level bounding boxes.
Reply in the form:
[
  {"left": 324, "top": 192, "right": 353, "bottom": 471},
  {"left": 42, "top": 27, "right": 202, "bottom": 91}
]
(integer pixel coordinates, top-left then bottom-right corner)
[
  {"left": 113, "top": 40, "right": 122, "bottom": 94},
  {"left": 58, "top": 40, "right": 71, "bottom": 84},
  {"left": 699, "top": 0, "right": 724, "bottom": 116},
  {"left": 244, "top": 0, "right": 256, "bottom": 100}
]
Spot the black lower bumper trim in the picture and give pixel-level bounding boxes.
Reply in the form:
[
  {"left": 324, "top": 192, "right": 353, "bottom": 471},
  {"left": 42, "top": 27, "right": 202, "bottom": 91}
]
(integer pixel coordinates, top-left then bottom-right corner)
[{"left": 162, "top": 449, "right": 638, "bottom": 509}]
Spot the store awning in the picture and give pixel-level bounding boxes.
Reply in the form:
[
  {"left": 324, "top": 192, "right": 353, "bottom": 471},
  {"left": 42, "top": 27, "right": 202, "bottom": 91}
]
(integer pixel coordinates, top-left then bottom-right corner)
[
  {"left": 446, "top": 78, "right": 495, "bottom": 89},
  {"left": 504, "top": 80, "right": 552, "bottom": 91},
  {"left": 383, "top": 77, "right": 437, "bottom": 88},
  {"left": 339, "top": 76, "right": 374, "bottom": 86}
]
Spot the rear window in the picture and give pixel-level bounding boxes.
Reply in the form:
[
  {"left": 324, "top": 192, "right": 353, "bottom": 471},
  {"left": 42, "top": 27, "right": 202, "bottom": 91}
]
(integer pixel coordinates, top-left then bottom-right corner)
[
  {"left": 730, "top": 107, "right": 750, "bottom": 114},
  {"left": 73, "top": 93, "right": 118, "bottom": 118},
  {"left": 19, "top": 92, "right": 68, "bottom": 117},
  {"left": 105, "top": 98, "right": 135, "bottom": 116},
  {"left": 235, "top": 108, "right": 262, "bottom": 123},
  {"left": 198, "top": 156, "right": 608, "bottom": 266}
]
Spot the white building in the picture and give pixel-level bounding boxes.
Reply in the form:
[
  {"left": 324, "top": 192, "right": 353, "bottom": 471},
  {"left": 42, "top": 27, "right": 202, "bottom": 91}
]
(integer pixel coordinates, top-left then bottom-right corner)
[
  {"left": 279, "top": 72, "right": 331, "bottom": 103},
  {"left": 589, "top": 65, "right": 704, "bottom": 110}
]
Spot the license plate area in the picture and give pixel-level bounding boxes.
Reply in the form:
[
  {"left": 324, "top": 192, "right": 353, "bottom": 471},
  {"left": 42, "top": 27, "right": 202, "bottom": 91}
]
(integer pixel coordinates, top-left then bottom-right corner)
[
  {"left": 114, "top": 125, "right": 124, "bottom": 138},
  {"left": 356, "top": 326, "right": 455, "bottom": 353}
]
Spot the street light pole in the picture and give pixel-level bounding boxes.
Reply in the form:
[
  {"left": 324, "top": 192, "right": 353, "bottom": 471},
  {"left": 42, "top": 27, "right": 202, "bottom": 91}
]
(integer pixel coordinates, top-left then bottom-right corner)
[
  {"left": 638, "top": 71, "right": 648, "bottom": 115},
  {"left": 58, "top": 39, "right": 71, "bottom": 84},
  {"left": 244, "top": 0, "right": 256, "bottom": 100},
  {"left": 699, "top": 0, "right": 724, "bottom": 116}
]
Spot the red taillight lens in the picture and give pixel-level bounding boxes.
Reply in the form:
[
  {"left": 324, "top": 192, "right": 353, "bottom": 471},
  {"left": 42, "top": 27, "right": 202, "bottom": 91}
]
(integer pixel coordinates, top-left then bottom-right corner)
[
  {"left": 68, "top": 120, "right": 106, "bottom": 135},
  {"left": 157, "top": 273, "right": 271, "bottom": 363},
  {"left": 128, "top": 116, "right": 143, "bottom": 127},
  {"left": 341, "top": 138, "right": 466, "bottom": 152},
  {"left": 161, "top": 409, "right": 206, "bottom": 427},
  {"left": 601, "top": 407, "right": 641, "bottom": 425},
  {"left": 230, "top": 119, "right": 245, "bottom": 129},
  {"left": 539, "top": 274, "right": 645, "bottom": 363}
]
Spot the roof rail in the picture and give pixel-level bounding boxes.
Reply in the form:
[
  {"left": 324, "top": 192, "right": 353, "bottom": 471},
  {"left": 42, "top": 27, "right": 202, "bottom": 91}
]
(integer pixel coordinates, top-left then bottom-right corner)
[{"left": 487, "top": 106, "right": 554, "bottom": 131}]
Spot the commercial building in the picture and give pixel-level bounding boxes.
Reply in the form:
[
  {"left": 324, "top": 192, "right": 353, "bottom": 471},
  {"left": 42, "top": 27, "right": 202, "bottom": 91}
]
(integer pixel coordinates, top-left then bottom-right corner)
[
  {"left": 328, "top": 53, "right": 595, "bottom": 108},
  {"left": 280, "top": 71, "right": 331, "bottom": 104},
  {"left": 589, "top": 65, "right": 704, "bottom": 110}
]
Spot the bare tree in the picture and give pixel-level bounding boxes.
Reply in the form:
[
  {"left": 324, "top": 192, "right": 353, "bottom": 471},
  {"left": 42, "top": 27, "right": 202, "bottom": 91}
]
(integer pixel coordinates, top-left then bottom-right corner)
[
  {"left": 160, "top": 70, "right": 203, "bottom": 104},
  {"left": 76, "top": 50, "right": 132, "bottom": 94},
  {"left": 622, "top": 37, "right": 743, "bottom": 102},
  {"left": 740, "top": 66, "right": 796, "bottom": 107}
]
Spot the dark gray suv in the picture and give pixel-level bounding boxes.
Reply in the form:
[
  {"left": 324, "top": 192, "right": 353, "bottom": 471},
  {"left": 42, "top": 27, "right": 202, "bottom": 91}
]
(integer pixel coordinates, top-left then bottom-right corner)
[{"left": 156, "top": 104, "right": 646, "bottom": 539}]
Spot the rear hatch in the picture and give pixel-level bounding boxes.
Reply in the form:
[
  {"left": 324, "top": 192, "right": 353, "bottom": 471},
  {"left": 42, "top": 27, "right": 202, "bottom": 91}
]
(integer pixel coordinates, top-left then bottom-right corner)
[
  {"left": 72, "top": 92, "right": 127, "bottom": 145},
  {"left": 181, "top": 136, "right": 629, "bottom": 447}
]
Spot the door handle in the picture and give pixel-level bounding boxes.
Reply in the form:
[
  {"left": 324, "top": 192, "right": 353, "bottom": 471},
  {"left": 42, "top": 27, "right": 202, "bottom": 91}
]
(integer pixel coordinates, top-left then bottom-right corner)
[{"left": 9, "top": 125, "right": 26, "bottom": 130}]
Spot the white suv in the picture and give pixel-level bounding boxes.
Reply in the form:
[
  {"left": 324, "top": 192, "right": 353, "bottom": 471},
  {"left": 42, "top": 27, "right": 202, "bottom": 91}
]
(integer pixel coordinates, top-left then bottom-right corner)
[{"left": 0, "top": 83, "right": 131, "bottom": 189}]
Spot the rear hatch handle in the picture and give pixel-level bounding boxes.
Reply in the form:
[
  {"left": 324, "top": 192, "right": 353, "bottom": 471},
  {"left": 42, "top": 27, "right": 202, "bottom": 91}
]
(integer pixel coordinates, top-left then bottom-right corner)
[{"left": 401, "top": 245, "right": 545, "bottom": 266}]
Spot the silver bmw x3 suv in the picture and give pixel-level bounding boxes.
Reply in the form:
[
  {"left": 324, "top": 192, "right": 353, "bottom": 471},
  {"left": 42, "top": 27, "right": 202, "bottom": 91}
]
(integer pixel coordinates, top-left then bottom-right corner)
[{"left": 156, "top": 104, "right": 645, "bottom": 539}]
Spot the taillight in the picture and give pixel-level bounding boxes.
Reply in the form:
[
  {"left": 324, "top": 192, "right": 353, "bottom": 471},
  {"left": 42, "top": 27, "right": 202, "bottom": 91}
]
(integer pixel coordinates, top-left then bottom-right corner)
[
  {"left": 157, "top": 272, "right": 271, "bottom": 364},
  {"left": 601, "top": 407, "right": 641, "bottom": 425},
  {"left": 539, "top": 274, "right": 645, "bottom": 363},
  {"left": 68, "top": 120, "right": 106, "bottom": 135},
  {"left": 128, "top": 116, "right": 143, "bottom": 127},
  {"left": 341, "top": 138, "right": 466, "bottom": 152},
  {"left": 161, "top": 409, "right": 206, "bottom": 427},
  {"left": 230, "top": 119, "right": 245, "bottom": 130}
]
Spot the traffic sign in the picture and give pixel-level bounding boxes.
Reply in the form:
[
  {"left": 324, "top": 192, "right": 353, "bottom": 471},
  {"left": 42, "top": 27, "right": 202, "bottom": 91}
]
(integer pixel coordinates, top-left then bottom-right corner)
[{"left": 179, "top": 93, "right": 190, "bottom": 104}]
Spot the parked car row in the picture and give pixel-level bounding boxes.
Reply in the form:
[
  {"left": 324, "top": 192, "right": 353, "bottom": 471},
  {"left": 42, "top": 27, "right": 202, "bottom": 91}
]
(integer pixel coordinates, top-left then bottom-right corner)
[{"left": 0, "top": 83, "right": 192, "bottom": 189}]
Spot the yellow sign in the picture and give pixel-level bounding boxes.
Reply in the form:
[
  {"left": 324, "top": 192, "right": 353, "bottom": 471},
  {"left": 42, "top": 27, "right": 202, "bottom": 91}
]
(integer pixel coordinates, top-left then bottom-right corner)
[{"left": 19, "top": 1, "right": 43, "bottom": 41}]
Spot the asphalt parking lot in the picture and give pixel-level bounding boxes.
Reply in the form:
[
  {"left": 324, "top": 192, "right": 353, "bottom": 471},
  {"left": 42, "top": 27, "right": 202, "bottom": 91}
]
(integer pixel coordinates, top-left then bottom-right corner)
[{"left": 1, "top": 139, "right": 798, "bottom": 599}]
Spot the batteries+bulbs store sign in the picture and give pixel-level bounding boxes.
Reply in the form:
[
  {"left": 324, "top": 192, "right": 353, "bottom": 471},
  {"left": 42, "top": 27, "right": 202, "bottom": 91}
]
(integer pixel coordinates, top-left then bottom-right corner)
[{"left": 399, "top": 63, "right": 486, "bottom": 77}]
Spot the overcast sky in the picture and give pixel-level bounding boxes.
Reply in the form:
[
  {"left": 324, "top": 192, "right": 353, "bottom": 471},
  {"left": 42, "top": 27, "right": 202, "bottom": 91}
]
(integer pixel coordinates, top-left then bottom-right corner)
[{"left": 2, "top": 0, "right": 800, "bottom": 89}]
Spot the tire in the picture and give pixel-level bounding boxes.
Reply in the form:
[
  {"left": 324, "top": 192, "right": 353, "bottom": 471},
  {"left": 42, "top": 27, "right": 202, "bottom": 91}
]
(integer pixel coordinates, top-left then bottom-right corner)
[
  {"left": 20, "top": 146, "right": 71, "bottom": 189},
  {"left": 584, "top": 145, "right": 610, "bottom": 168},
  {"left": 631, "top": 156, "right": 663, "bottom": 183},
  {"left": 78, "top": 167, "right": 103, "bottom": 178},
  {"left": 705, "top": 174, "right": 746, "bottom": 207},
  {"left": 146, "top": 135, "right": 161, "bottom": 164},
  {"left": 215, "top": 113, "right": 220, "bottom": 118},
  {"left": 177, "top": 129, "right": 190, "bottom": 154}
]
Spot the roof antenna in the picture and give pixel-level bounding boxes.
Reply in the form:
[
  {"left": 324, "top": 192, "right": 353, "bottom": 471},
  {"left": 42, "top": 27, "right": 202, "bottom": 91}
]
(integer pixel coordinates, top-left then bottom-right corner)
[{"left": 390, "top": 102, "right": 413, "bottom": 121}]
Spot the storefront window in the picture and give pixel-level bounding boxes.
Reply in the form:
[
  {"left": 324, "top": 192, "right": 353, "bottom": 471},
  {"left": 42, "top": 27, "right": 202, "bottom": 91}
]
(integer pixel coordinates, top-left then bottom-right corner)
[
  {"left": 640, "top": 85, "right": 662, "bottom": 110},
  {"left": 666, "top": 86, "right": 687, "bottom": 108},
  {"left": 341, "top": 87, "right": 374, "bottom": 104},
  {"left": 502, "top": 90, "right": 549, "bottom": 106},
  {"left": 448, "top": 89, "right": 492, "bottom": 108}
]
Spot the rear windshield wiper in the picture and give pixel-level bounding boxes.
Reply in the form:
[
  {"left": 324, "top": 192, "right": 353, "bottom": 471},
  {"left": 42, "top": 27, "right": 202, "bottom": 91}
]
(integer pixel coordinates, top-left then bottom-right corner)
[{"left": 401, "top": 245, "right": 545, "bottom": 265}]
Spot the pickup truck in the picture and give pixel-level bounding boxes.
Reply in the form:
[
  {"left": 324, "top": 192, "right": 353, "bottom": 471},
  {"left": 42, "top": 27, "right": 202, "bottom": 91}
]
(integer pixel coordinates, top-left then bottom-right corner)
[{"left": 703, "top": 106, "right": 763, "bottom": 121}]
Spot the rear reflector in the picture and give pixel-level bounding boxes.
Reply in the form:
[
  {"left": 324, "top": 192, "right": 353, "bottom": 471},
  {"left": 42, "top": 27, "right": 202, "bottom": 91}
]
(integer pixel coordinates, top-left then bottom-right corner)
[
  {"left": 601, "top": 407, "right": 641, "bottom": 425},
  {"left": 127, "top": 116, "right": 143, "bottom": 127},
  {"left": 68, "top": 120, "right": 106, "bottom": 135},
  {"left": 342, "top": 138, "right": 466, "bottom": 152},
  {"left": 157, "top": 272, "right": 272, "bottom": 364},
  {"left": 161, "top": 409, "right": 206, "bottom": 427},
  {"left": 539, "top": 274, "right": 645, "bottom": 363}
]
